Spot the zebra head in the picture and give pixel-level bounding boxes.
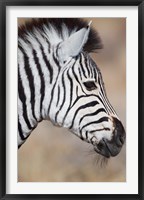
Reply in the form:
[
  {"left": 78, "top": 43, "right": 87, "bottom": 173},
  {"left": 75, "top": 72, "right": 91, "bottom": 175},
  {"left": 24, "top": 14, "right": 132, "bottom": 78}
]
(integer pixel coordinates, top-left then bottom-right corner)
[{"left": 51, "top": 21, "right": 126, "bottom": 158}]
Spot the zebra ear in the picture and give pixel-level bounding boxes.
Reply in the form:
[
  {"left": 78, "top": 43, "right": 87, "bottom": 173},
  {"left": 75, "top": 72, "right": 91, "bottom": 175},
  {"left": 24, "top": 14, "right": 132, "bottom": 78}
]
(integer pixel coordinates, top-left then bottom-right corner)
[{"left": 58, "top": 21, "right": 91, "bottom": 63}]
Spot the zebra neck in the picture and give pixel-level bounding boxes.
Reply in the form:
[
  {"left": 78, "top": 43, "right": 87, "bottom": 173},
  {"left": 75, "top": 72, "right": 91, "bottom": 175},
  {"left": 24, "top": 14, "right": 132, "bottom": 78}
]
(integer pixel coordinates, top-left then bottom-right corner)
[{"left": 18, "top": 41, "right": 60, "bottom": 138}]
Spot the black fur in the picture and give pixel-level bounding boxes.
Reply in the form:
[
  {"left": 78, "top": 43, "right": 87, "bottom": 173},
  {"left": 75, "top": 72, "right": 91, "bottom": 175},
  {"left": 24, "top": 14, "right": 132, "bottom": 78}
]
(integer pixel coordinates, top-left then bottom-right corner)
[{"left": 18, "top": 18, "right": 103, "bottom": 53}]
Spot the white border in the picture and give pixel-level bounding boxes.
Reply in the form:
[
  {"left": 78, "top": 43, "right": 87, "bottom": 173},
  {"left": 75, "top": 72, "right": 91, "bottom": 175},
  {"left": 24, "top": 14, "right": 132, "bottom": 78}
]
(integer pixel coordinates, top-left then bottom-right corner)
[{"left": 6, "top": 6, "right": 138, "bottom": 194}]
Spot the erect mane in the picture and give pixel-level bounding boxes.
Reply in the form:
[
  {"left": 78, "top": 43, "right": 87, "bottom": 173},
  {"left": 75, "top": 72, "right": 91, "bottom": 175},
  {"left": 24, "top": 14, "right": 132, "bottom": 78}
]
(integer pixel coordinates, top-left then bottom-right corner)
[{"left": 18, "top": 18, "right": 103, "bottom": 53}]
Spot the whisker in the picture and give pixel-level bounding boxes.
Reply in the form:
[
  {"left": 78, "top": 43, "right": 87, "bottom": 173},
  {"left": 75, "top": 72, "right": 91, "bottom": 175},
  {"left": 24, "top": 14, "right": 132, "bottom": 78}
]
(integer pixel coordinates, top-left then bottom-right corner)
[
  {"left": 93, "top": 154, "right": 109, "bottom": 168},
  {"left": 83, "top": 145, "right": 109, "bottom": 168}
]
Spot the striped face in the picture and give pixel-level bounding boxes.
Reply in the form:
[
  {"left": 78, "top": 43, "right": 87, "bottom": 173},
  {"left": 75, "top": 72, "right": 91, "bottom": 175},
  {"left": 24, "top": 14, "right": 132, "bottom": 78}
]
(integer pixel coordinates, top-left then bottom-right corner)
[
  {"left": 18, "top": 19, "right": 125, "bottom": 156},
  {"left": 52, "top": 52, "right": 125, "bottom": 158}
]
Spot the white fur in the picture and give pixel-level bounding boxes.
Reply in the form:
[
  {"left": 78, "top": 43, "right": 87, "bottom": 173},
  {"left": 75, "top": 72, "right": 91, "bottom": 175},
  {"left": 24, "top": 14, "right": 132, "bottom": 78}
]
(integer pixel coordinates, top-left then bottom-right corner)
[{"left": 18, "top": 47, "right": 36, "bottom": 126}]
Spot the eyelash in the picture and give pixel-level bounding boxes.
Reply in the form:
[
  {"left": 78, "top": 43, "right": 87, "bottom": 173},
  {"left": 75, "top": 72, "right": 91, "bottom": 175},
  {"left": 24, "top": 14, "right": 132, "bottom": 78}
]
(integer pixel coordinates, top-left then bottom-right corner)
[{"left": 83, "top": 81, "right": 97, "bottom": 91}]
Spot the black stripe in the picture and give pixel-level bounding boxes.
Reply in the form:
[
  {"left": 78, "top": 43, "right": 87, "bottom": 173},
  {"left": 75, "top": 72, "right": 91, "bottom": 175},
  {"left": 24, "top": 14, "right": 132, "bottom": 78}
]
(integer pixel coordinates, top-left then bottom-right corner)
[
  {"left": 76, "top": 86, "right": 78, "bottom": 97},
  {"left": 98, "top": 73, "right": 116, "bottom": 114},
  {"left": 45, "top": 37, "right": 51, "bottom": 53},
  {"left": 18, "top": 117, "right": 25, "bottom": 140},
  {"left": 55, "top": 43, "right": 61, "bottom": 59},
  {"left": 80, "top": 132, "right": 84, "bottom": 140},
  {"left": 62, "top": 93, "right": 105, "bottom": 126},
  {"left": 62, "top": 69, "right": 73, "bottom": 125},
  {"left": 99, "top": 94, "right": 110, "bottom": 114},
  {"left": 90, "top": 58, "right": 97, "bottom": 79},
  {"left": 47, "top": 57, "right": 60, "bottom": 115},
  {"left": 93, "top": 65, "right": 97, "bottom": 81},
  {"left": 18, "top": 67, "right": 33, "bottom": 129},
  {"left": 67, "top": 69, "right": 73, "bottom": 107},
  {"left": 89, "top": 127, "right": 110, "bottom": 133},
  {"left": 71, "top": 61, "right": 87, "bottom": 95},
  {"left": 79, "top": 108, "right": 106, "bottom": 124},
  {"left": 78, "top": 67, "right": 82, "bottom": 80},
  {"left": 98, "top": 74, "right": 106, "bottom": 97},
  {"left": 32, "top": 49, "right": 45, "bottom": 117},
  {"left": 85, "top": 55, "right": 91, "bottom": 77},
  {"left": 97, "top": 74, "right": 111, "bottom": 114},
  {"left": 39, "top": 45, "right": 53, "bottom": 83},
  {"left": 55, "top": 69, "right": 67, "bottom": 122},
  {"left": 56, "top": 86, "right": 60, "bottom": 107},
  {"left": 19, "top": 46, "right": 37, "bottom": 122},
  {"left": 91, "top": 64, "right": 95, "bottom": 79},
  {"left": 100, "top": 92, "right": 115, "bottom": 114},
  {"left": 89, "top": 59, "right": 93, "bottom": 79},
  {"left": 47, "top": 79, "right": 58, "bottom": 115},
  {"left": 79, "top": 54, "right": 87, "bottom": 78},
  {"left": 69, "top": 101, "right": 99, "bottom": 129},
  {"left": 32, "top": 36, "right": 53, "bottom": 84},
  {"left": 53, "top": 53, "right": 61, "bottom": 71},
  {"left": 85, "top": 131, "right": 88, "bottom": 140},
  {"left": 80, "top": 130, "right": 89, "bottom": 141},
  {"left": 80, "top": 117, "right": 109, "bottom": 132},
  {"left": 71, "top": 94, "right": 102, "bottom": 110},
  {"left": 100, "top": 81, "right": 116, "bottom": 114}
]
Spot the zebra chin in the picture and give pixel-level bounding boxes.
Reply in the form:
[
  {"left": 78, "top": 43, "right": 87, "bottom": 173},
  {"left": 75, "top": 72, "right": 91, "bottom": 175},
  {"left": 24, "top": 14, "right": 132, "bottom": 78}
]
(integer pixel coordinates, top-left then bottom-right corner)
[{"left": 94, "top": 118, "right": 126, "bottom": 158}]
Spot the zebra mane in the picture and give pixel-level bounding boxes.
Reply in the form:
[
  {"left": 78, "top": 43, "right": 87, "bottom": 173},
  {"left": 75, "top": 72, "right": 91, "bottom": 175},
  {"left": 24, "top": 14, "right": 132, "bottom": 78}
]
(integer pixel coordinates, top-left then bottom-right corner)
[{"left": 18, "top": 18, "right": 103, "bottom": 53}]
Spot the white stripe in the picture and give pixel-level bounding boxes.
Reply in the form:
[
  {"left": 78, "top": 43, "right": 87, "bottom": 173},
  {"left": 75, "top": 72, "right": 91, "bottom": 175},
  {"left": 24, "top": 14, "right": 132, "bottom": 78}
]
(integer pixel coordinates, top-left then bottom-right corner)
[
  {"left": 18, "top": 47, "right": 36, "bottom": 126},
  {"left": 18, "top": 96, "right": 30, "bottom": 137},
  {"left": 26, "top": 32, "right": 55, "bottom": 119},
  {"left": 81, "top": 54, "right": 89, "bottom": 78},
  {"left": 19, "top": 38, "right": 42, "bottom": 121}
]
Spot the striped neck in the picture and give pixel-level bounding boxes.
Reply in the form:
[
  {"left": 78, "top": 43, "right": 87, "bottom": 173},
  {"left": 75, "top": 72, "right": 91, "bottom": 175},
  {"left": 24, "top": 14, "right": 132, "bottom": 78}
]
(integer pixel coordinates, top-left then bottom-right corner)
[{"left": 18, "top": 36, "right": 60, "bottom": 137}]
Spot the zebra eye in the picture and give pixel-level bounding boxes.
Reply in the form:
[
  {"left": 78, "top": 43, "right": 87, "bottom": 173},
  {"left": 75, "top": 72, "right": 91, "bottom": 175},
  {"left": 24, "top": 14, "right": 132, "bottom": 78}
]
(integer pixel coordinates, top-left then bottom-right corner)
[{"left": 83, "top": 81, "right": 97, "bottom": 91}]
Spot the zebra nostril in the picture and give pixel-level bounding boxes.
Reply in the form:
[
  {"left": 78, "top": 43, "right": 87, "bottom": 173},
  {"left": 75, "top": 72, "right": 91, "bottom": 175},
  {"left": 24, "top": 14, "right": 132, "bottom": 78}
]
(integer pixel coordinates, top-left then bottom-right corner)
[
  {"left": 96, "top": 139, "right": 111, "bottom": 158},
  {"left": 97, "top": 141, "right": 104, "bottom": 151}
]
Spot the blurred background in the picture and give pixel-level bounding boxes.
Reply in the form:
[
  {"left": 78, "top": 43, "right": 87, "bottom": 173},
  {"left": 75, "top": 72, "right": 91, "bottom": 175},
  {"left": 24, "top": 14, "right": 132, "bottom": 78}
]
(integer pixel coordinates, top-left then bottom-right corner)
[{"left": 18, "top": 18, "right": 126, "bottom": 182}]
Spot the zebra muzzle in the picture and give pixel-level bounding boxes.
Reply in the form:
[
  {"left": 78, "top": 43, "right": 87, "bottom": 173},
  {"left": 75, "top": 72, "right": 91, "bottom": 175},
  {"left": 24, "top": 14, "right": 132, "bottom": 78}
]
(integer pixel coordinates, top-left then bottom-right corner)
[{"left": 95, "top": 118, "right": 126, "bottom": 158}]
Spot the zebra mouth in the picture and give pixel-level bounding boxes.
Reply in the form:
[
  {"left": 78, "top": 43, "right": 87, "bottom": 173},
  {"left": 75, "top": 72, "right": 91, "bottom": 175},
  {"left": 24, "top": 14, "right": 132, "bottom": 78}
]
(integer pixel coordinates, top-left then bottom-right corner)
[
  {"left": 94, "top": 138, "right": 118, "bottom": 158},
  {"left": 94, "top": 137, "right": 123, "bottom": 158},
  {"left": 94, "top": 139, "right": 112, "bottom": 158}
]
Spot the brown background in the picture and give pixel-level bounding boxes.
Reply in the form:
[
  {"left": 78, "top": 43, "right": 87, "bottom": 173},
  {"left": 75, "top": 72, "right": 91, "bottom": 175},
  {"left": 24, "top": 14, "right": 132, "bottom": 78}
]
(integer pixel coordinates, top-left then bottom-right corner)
[{"left": 18, "top": 18, "right": 126, "bottom": 182}]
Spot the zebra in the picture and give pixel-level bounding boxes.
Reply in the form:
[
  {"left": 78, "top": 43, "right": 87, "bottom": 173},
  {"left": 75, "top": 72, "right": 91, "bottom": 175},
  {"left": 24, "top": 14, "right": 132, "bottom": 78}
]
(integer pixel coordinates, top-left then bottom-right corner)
[{"left": 18, "top": 18, "right": 125, "bottom": 158}]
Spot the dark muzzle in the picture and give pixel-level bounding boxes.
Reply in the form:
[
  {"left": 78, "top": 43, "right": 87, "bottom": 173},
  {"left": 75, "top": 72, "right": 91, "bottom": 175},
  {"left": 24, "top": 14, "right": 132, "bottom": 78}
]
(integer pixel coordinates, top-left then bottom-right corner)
[{"left": 96, "top": 118, "right": 126, "bottom": 158}]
